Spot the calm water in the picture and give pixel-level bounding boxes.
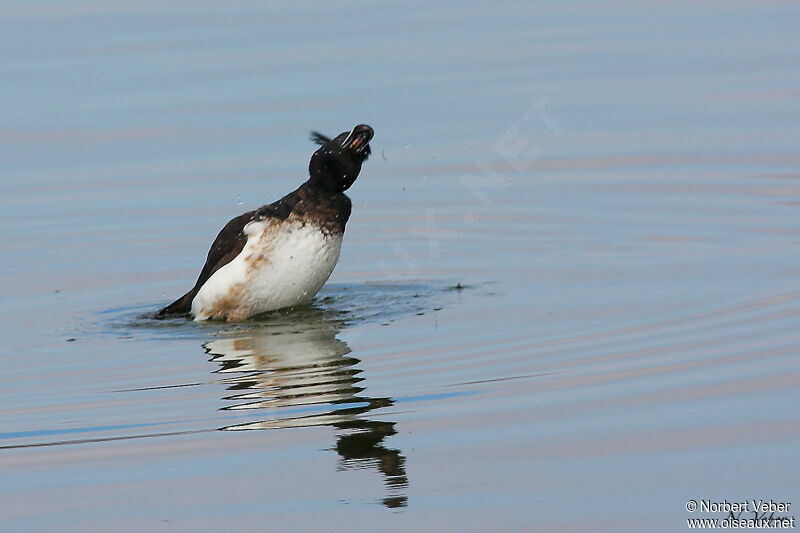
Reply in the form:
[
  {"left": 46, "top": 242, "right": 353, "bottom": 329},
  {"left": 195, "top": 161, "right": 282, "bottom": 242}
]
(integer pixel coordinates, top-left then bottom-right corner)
[{"left": 2, "top": 1, "right": 800, "bottom": 531}]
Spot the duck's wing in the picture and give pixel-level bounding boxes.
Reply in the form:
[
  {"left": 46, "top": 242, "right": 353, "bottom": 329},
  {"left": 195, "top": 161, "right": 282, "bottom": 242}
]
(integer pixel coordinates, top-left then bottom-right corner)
[
  {"left": 156, "top": 191, "right": 301, "bottom": 317},
  {"left": 155, "top": 210, "right": 256, "bottom": 317}
]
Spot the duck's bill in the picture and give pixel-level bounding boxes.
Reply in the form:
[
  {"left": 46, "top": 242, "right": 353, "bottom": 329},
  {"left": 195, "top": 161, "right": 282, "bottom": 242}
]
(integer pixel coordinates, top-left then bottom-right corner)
[{"left": 342, "top": 124, "right": 374, "bottom": 153}]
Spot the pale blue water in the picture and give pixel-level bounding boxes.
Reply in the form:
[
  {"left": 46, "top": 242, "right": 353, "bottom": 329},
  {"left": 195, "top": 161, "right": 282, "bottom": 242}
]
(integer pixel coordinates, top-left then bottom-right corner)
[{"left": 1, "top": 1, "right": 800, "bottom": 531}]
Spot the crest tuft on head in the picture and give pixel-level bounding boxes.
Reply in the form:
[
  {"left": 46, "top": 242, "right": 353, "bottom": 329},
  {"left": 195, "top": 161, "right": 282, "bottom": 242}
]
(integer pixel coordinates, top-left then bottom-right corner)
[{"left": 310, "top": 131, "right": 331, "bottom": 145}]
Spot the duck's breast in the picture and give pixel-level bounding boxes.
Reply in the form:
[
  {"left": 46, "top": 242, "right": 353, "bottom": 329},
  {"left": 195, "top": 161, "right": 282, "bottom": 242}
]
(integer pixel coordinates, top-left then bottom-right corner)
[{"left": 191, "top": 219, "right": 343, "bottom": 320}]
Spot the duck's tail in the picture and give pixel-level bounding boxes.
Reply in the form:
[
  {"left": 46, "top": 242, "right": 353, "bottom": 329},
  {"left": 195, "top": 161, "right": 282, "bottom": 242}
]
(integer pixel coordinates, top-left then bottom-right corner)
[{"left": 155, "top": 291, "right": 193, "bottom": 318}]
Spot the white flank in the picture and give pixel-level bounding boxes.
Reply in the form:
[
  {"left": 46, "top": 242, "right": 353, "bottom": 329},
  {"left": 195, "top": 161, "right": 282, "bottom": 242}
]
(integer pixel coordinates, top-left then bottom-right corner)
[{"left": 191, "top": 219, "right": 343, "bottom": 321}]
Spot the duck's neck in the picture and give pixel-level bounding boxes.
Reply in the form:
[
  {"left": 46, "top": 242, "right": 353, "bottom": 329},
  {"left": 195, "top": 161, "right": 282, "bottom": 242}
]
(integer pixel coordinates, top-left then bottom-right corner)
[{"left": 290, "top": 181, "right": 352, "bottom": 232}]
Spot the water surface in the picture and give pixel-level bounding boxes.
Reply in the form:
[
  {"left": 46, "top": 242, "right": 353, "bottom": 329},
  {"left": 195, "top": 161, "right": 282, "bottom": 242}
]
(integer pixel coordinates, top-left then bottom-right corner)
[{"left": 1, "top": 1, "right": 800, "bottom": 531}]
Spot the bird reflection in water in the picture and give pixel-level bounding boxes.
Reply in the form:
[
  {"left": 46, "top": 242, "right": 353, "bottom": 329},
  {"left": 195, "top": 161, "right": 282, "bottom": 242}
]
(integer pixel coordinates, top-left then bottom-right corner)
[{"left": 203, "top": 308, "right": 408, "bottom": 508}]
